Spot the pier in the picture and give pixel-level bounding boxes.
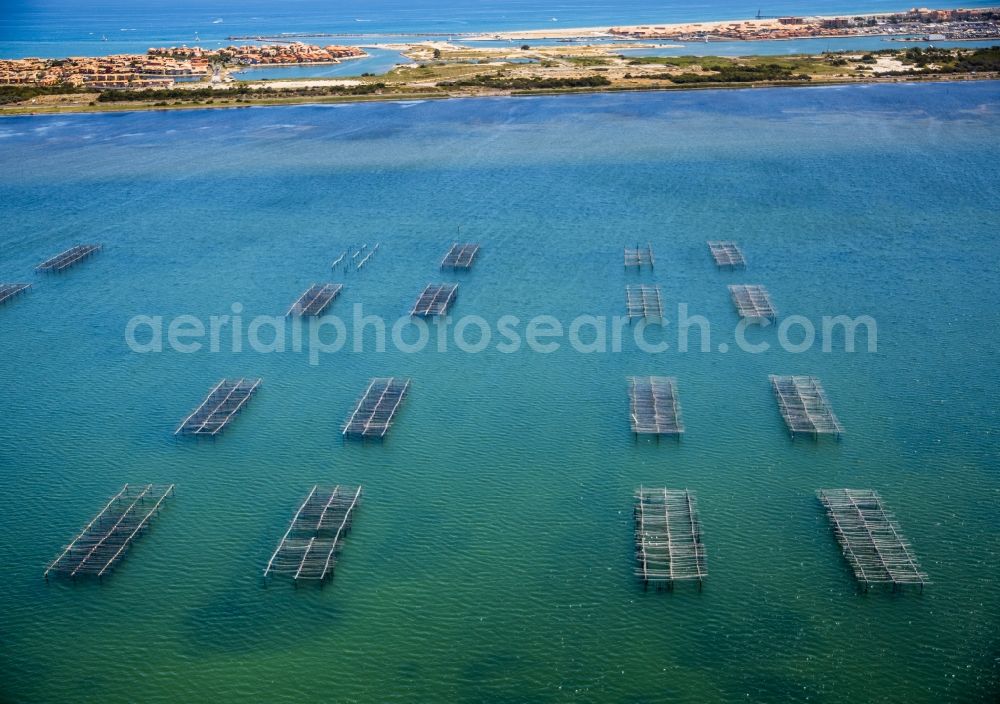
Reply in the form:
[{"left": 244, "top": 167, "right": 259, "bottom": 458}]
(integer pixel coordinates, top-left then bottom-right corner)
[
  {"left": 818, "top": 489, "right": 928, "bottom": 591},
  {"left": 343, "top": 377, "right": 410, "bottom": 439},
  {"left": 175, "top": 378, "right": 261, "bottom": 436},
  {"left": 264, "top": 485, "right": 362, "bottom": 584},
  {"left": 770, "top": 375, "right": 842, "bottom": 438},
  {"left": 728, "top": 284, "right": 775, "bottom": 320},
  {"left": 635, "top": 487, "right": 706, "bottom": 590},
  {"left": 287, "top": 283, "right": 343, "bottom": 317},
  {"left": 441, "top": 243, "right": 480, "bottom": 269},
  {"left": 707, "top": 241, "right": 746, "bottom": 268},
  {"left": 44, "top": 484, "right": 174, "bottom": 581},
  {"left": 411, "top": 283, "right": 458, "bottom": 317},
  {"left": 628, "top": 376, "right": 684, "bottom": 436},
  {"left": 36, "top": 244, "right": 102, "bottom": 272},
  {"left": 626, "top": 285, "right": 664, "bottom": 320},
  {"left": 624, "top": 243, "right": 655, "bottom": 269},
  {"left": 0, "top": 283, "right": 31, "bottom": 305}
]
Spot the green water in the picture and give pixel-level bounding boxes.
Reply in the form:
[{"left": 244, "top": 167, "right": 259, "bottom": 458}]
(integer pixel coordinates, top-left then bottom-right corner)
[{"left": 0, "top": 83, "right": 998, "bottom": 702}]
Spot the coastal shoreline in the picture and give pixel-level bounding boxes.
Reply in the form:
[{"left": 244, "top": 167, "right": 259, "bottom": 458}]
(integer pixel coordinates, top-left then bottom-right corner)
[
  {"left": 2, "top": 8, "right": 996, "bottom": 113},
  {"left": 400, "top": 7, "right": 1000, "bottom": 41},
  {"left": 2, "top": 73, "right": 995, "bottom": 118}
]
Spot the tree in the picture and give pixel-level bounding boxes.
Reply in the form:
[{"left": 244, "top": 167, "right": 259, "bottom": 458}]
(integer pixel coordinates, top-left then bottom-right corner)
[
  {"left": 433, "top": 48, "right": 441, "bottom": 59},
  {"left": 521, "top": 44, "right": 530, "bottom": 50}
]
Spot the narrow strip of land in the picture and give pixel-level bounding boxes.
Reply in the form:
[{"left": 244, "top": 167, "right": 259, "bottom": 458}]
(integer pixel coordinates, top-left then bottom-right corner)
[{"left": 2, "top": 39, "right": 997, "bottom": 115}]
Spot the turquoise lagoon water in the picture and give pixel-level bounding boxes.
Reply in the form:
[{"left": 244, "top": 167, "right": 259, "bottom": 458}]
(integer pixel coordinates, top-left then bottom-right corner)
[
  {"left": 231, "top": 48, "right": 407, "bottom": 81},
  {"left": 2, "top": 0, "right": 999, "bottom": 58},
  {"left": 0, "top": 82, "right": 999, "bottom": 702}
]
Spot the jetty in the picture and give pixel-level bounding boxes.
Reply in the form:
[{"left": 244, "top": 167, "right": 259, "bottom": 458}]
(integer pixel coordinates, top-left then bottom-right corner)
[
  {"left": 770, "top": 375, "right": 842, "bottom": 438},
  {"left": 707, "top": 241, "right": 745, "bottom": 268},
  {"left": 411, "top": 283, "right": 458, "bottom": 317},
  {"left": 818, "top": 489, "right": 928, "bottom": 591},
  {"left": 44, "top": 484, "right": 174, "bottom": 581},
  {"left": 264, "top": 485, "right": 362, "bottom": 584},
  {"left": 343, "top": 377, "right": 410, "bottom": 439},
  {"left": 441, "top": 243, "right": 480, "bottom": 269},
  {"left": 626, "top": 285, "right": 664, "bottom": 320},
  {"left": 728, "top": 284, "right": 775, "bottom": 320},
  {"left": 0, "top": 283, "right": 31, "bottom": 305},
  {"left": 624, "top": 243, "right": 655, "bottom": 269},
  {"left": 628, "top": 376, "right": 684, "bottom": 436},
  {"left": 634, "top": 487, "right": 706, "bottom": 590},
  {"left": 175, "top": 378, "right": 261, "bottom": 436},
  {"left": 286, "top": 283, "right": 343, "bottom": 317},
  {"left": 36, "top": 244, "right": 102, "bottom": 272}
]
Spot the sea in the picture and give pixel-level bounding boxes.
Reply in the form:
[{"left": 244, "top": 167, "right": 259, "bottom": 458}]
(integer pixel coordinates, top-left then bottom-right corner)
[
  {"left": 1, "top": 2, "right": 1000, "bottom": 703},
  {"left": 2, "top": 0, "right": 1000, "bottom": 59}
]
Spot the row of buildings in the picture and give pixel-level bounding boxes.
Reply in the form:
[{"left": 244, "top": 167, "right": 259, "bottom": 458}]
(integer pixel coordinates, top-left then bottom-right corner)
[
  {"left": 147, "top": 42, "right": 365, "bottom": 65},
  {"left": 609, "top": 7, "right": 1000, "bottom": 41},
  {"left": 0, "top": 43, "right": 366, "bottom": 90},
  {"left": 0, "top": 54, "right": 209, "bottom": 89}
]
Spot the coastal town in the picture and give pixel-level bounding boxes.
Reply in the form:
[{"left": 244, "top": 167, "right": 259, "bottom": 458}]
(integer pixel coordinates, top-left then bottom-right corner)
[
  {"left": 607, "top": 7, "right": 999, "bottom": 42},
  {"left": 0, "top": 43, "right": 365, "bottom": 90},
  {"left": 1, "top": 8, "right": 997, "bottom": 93},
  {"left": 0, "top": 7, "right": 998, "bottom": 112}
]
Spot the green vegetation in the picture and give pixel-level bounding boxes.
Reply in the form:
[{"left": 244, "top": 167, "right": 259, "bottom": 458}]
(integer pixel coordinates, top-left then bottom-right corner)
[
  {"left": 0, "top": 85, "right": 82, "bottom": 105},
  {"left": 624, "top": 54, "right": 840, "bottom": 76},
  {"left": 669, "top": 63, "right": 811, "bottom": 84},
  {"left": 887, "top": 45, "right": 1000, "bottom": 75},
  {"left": 387, "top": 62, "right": 486, "bottom": 82},
  {"left": 97, "top": 83, "right": 386, "bottom": 103},
  {"left": 956, "top": 45, "right": 1000, "bottom": 71},
  {"left": 440, "top": 74, "right": 611, "bottom": 90},
  {"left": 624, "top": 55, "right": 707, "bottom": 67},
  {"left": 566, "top": 56, "right": 612, "bottom": 67},
  {"left": 900, "top": 46, "right": 954, "bottom": 66}
]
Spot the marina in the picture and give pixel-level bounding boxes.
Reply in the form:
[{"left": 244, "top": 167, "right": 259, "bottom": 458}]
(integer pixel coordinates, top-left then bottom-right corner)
[
  {"left": 264, "top": 485, "right": 363, "bottom": 584},
  {"left": 44, "top": 484, "right": 175, "bottom": 581},
  {"left": 818, "top": 489, "right": 928, "bottom": 591},
  {"left": 342, "top": 377, "right": 411, "bottom": 439},
  {"left": 634, "top": 487, "right": 707, "bottom": 590},
  {"left": 175, "top": 378, "right": 262, "bottom": 436},
  {"left": 411, "top": 283, "right": 459, "bottom": 317},
  {"left": 628, "top": 376, "right": 684, "bottom": 436},
  {"left": 286, "top": 283, "right": 343, "bottom": 316},
  {"left": 770, "top": 375, "right": 843, "bottom": 438},
  {"left": 36, "top": 244, "right": 102, "bottom": 272}
]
